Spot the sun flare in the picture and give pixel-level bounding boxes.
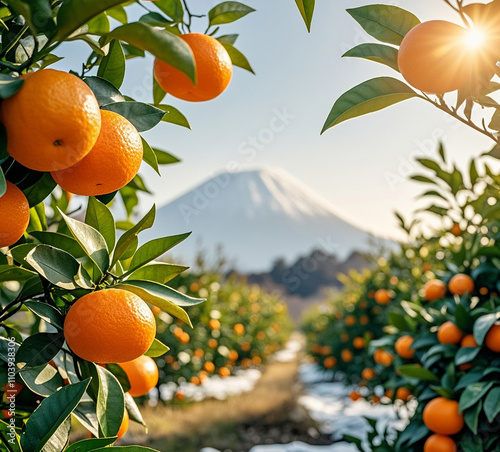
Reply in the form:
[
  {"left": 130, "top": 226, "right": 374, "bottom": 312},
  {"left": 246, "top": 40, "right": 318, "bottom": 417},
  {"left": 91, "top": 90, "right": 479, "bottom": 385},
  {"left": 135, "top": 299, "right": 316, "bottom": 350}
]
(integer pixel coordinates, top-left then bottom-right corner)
[{"left": 464, "top": 27, "right": 487, "bottom": 49}]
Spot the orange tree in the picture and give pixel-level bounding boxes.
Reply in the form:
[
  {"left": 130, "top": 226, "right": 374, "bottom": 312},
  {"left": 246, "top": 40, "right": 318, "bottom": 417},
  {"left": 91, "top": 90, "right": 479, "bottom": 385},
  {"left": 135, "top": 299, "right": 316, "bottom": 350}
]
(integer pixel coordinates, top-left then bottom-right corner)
[
  {"left": 154, "top": 269, "right": 293, "bottom": 393},
  {"left": 0, "top": 0, "right": 256, "bottom": 449}
]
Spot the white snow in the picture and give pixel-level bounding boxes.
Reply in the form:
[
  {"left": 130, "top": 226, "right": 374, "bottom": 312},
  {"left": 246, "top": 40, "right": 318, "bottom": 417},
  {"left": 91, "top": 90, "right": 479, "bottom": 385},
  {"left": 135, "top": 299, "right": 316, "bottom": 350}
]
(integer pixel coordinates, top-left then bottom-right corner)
[{"left": 140, "top": 168, "right": 383, "bottom": 271}]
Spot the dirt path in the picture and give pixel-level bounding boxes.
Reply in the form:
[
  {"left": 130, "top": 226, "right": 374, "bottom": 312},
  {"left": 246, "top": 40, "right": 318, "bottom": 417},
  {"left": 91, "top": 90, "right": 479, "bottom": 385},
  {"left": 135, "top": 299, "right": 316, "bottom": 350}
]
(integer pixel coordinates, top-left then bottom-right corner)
[{"left": 123, "top": 348, "right": 333, "bottom": 452}]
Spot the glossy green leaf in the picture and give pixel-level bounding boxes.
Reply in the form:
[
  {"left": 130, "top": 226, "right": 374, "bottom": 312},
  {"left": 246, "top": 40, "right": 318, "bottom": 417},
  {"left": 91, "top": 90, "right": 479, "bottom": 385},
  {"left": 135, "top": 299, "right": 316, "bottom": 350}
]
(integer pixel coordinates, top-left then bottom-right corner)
[
  {"left": 0, "top": 337, "right": 19, "bottom": 363},
  {"left": 84, "top": 76, "right": 125, "bottom": 106},
  {"left": 0, "top": 73, "right": 24, "bottom": 99},
  {"left": 153, "top": 76, "right": 166, "bottom": 104},
  {"left": 98, "top": 39, "right": 126, "bottom": 89},
  {"left": 141, "top": 138, "right": 160, "bottom": 175},
  {"left": 20, "top": 362, "right": 64, "bottom": 397},
  {"left": 128, "top": 262, "right": 188, "bottom": 284},
  {"left": 30, "top": 231, "right": 86, "bottom": 258},
  {"left": 219, "top": 41, "right": 254, "bottom": 73},
  {"left": 95, "top": 365, "right": 125, "bottom": 437},
  {"left": 343, "top": 43, "right": 399, "bottom": 72},
  {"left": 397, "top": 364, "right": 439, "bottom": 382},
  {"left": 65, "top": 438, "right": 117, "bottom": 452},
  {"left": 16, "top": 333, "right": 65, "bottom": 370},
  {"left": 347, "top": 4, "right": 420, "bottom": 46},
  {"left": 0, "top": 264, "right": 36, "bottom": 282},
  {"left": 107, "top": 6, "right": 128, "bottom": 24},
  {"left": 474, "top": 313, "right": 500, "bottom": 345},
  {"left": 155, "top": 104, "right": 191, "bottom": 128},
  {"left": 86, "top": 197, "right": 116, "bottom": 253},
  {"left": 102, "top": 101, "right": 165, "bottom": 132},
  {"left": 208, "top": 2, "right": 255, "bottom": 26},
  {"left": 294, "top": 0, "right": 315, "bottom": 31},
  {"left": 153, "top": 148, "right": 180, "bottom": 165},
  {"left": 154, "top": 0, "right": 184, "bottom": 21},
  {"left": 145, "top": 338, "right": 170, "bottom": 357},
  {"left": 4, "top": 0, "right": 55, "bottom": 35},
  {"left": 23, "top": 173, "right": 57, "bottom": 207},
  {"left": 105, "top": 363, "right": 131, "bottom": 393},
  {"left": 460, "top": 381, "right": 494, "bottom": 411},
  {"left": 21, "top": 379, "right": 90, "bottom": 452},
  {"left": 484, "top": 387, "right": 500, "bottom": 423},
  {"left": 124, "top": 392, "right": 146, "bottom": 427},
  {"left": 108, "top": 22, "right": 195, "bottom": 82},
  {"left": 24, "top": 301, "right": 64, "bottom": 330},
  {"left": 322, "top": 77, "right": 417, "bottom": 133}
]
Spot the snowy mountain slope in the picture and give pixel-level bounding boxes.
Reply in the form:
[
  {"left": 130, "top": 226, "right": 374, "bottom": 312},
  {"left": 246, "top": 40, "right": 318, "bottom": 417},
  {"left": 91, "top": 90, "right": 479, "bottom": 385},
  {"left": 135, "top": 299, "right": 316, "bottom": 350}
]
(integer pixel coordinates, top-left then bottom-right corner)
[{"left": 142, "top": 167, "right": 383, "bottom": 272}]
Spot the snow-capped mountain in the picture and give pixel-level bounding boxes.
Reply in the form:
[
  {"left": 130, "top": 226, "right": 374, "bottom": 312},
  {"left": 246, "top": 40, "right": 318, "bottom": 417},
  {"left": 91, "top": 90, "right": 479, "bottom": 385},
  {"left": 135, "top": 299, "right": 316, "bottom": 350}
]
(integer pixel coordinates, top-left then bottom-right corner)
[{"left": 142, "top": 167, "right": 383, "bottom": 271}]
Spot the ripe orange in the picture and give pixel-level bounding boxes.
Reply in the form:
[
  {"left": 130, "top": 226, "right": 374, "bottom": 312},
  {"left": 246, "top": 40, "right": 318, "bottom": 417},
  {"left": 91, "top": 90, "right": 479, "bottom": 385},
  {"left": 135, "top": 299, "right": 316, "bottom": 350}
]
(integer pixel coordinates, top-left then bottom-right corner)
[
  {"left": 51, "top": 110, "right": 143, "bottom": 196},
  {"left": 461, "top": 334, "right": 478, "bottom": 348},
  {"left": 208, "top": 338, "right": 218, "bottom": 349},
  {"left": 349, "top": 391, "right": 362, "bottom": 401},
  {"left": 179, "top": 332, "right": 190, "bottom": 344},
  {"left": 424, "top": 434, "right": 456, "bottom": 452},
  {"left": 396, "top": 387, "right": 412, "bottom": 401},
  {"left": 448, "top": 274, "right": 474, "bottom": 295},
  {"left": 395, "top": 335, "right": 415, "bottom": 359},
  {"left": 424, "top": 280, "right": 447, "bottom": 302},
  {"left": 194, "top": 348, "right": 204, "bottom": 358},
  {"left": 117, "top": 410, "right": 129, "bottom": 441},
  {"left": 324, "top": 356, "right": 337, "bottom": 369},
  {"left": 451, "top": 224, "right": 461, "bottom": 237},
  {"left": 398, "top": 21, "right": 471, "bottom": 94},
  {"left": 437, "top": 322, "right": 463, "bottom": 345},
  {"left": 219, "top": 367, "right": 231, "bottom": 377},
  {"left": 353, "top": 337, "right": 365, "bottom": 349},
  {"left": 209, "top": 319, "right": 221, "bottom": 330},
  {"left": 0, "top": 182, "right": 30, "bottom": 248},
  {"left": 374, "top": 289, "right": 392, "bottom": 305},
  {"left": 118, "top": 355, "right": 159, "bottom": 397},
  {"left": 203, "top": 361, "right": 215, "bottom": 373},
  {"left": 234, "top": 323, "right": 245, "bottom": 335},
  {"left": 423, "top": 397, "right": 464, "bottom": 435},
  {"left": 320, "top": 346, "right": 332, "bottom": 356},
  {"left": 64, "top": 289, "right": 156, "bottom": 363},
  {"left": 345, "top": 315, "right": 356, "bottom": 326},
  {"left": 361, "top": 368, "right": 376, "bottom": 380},
  {"left": 228, "top": 350, "right": 239, "bottom": 361},
  {"left": 374, "top": 349, "right": 394, "bottom": 366},
  {"left": 241, "top": 341, "right": 251, "bottom": 352},
  {"left": 485, "top": 324, "right": 500, "bottom": 352},
  {"left": 341, "top": 349, "right": 353, "bottom": 362},
  {"left": 154, "top": 33, "right": 232, "bottom": 102},
  {"left": 2, "top": 69, "right": 101, "bottom": 171}
]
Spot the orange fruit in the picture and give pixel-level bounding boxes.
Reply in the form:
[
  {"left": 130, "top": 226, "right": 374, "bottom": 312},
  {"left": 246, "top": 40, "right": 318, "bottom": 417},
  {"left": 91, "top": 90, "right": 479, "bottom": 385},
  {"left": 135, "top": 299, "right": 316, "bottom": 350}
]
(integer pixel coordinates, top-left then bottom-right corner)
[
  {"left": 345, "top": 315, "right": 356, "bottom": 326},
  {"left": 0, "top": 182, "right": 30, "bottom": 247},
  {"left": 353, "top": 337, "right": 365, "bottom": 349},
  {"left": 64, "top": 288, "right": 156, "bottom": 363},
  {"left": 374, "top": 349, "right": 394, "bottom": 366},
  {"left": 396, "top": 387, "right": 412, "bottom": 401},
  {"left": 179, "top": 332, "right": 190, "bottom": 344},
  {"left": 349, "top": 391, "right": 362, "bottom": 401},
  {"left": 448, "top": 274, "right": 474, "bottom": 295},
  {"left": 324, "top": 356, "right": 337, "bottom": 369},
  {"left": 451, "top": 224, "right": 461, "bottom": 237},
  {"left": 320, "top": 346, "right": 332, "bottom": 356},
  {"left": 398, "top": 21, "right": 471, "bottom": 94},
  {"left": 361, "top": 368, "right": 376, "bottom": 380},
  {"left": 424, "top": 280, "right": 447, "bottom": 302},
  {"left": 360, "top": 315, "right": 369, "bottom": 325},
  {"left": 194, "top": 348, "right": 204, "bottom": 358},
  {"left": 219, "top": 367, "right": 231, "bottom": 377},
  {"left": 395, "top": 335, "right": 415, "bottom": 359},
  {"left": 341, "top": 349, "right": 353, "bottom": 362},
  {"left": 208, "top": 338, "right": 218, "bottom": 349},
  {"left": 437, "top": 322, "right": 463, "bottom": 345},
  {"left": 117, "top": 410, "right": 129, "bottom": 441},
  {"left": 190, "top": 376, "right": 200, "bottom": 385},
  {"left": 374, "top": 289, "right": 392, "bottom": 305},
  {"left": 228, "top": 350, "right": 239, "bottom": 361},
  {"left": 175, "top": 391, "right": 185, "bottom": 401},
  {"left": 118, "top": 355, "right": 159, "bottom": 397},
  {"left": 424, "top": 434, "right": 456, "bottom": 452},
  {"left": 203, "top": 361, "right": 215, "bottom": 373},
  {"left": 485, "top": 324, "right": 500, "bottom": 352},
  {"left": 461, "top": 334, "right": 478, "bottom": 348},
  {"left": 52, "top": 110, "right": 143, "bottom": 196},
  {"left": 154, "top": 33, "right": 232, "bottom": 102},
  {"left": 241, "top": 341, "right": 251, "bottom": 352},
  {"left": 252, "top": 356, "right": 262, "bottom": 366},
  {"left": 209, "top": 319, "right": 221, "bottom": 330},
  {"left": 2, "top": 69, "right": 101, "bottom": 171},
  {"left": 234, "top": 323, "right": 245, "bottom": 335},
  {"left": 423, "top": 397, "right": 464, "bottom": 435}
]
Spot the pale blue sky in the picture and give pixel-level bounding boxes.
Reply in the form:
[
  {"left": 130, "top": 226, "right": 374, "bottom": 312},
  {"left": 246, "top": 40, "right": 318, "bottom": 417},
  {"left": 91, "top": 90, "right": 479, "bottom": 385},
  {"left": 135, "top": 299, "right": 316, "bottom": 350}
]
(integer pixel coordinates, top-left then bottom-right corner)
[{"left": 58, "top": 0, "right": 496, "bottom": 241}]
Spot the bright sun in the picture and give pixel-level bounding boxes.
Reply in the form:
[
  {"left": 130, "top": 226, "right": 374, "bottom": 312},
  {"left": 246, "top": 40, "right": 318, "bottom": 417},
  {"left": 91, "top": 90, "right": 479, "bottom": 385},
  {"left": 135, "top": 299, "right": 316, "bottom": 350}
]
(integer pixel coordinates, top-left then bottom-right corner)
[{"left": 464, "top": 27, "right": 486, "bottom": 49}]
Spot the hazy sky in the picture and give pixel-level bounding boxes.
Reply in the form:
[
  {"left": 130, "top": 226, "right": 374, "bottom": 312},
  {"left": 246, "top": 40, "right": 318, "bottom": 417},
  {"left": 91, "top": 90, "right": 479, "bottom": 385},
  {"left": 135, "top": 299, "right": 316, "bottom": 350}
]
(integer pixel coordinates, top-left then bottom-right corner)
[{"left": 58, "top": 0, "right": 497, "bottom": 241}]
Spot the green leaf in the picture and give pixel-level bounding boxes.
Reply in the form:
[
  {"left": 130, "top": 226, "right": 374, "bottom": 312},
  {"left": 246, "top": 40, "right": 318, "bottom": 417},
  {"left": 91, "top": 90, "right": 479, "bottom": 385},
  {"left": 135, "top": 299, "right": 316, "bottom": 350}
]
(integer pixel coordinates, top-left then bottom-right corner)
[
  {"left": 124, "top": 392, "right": 146, "bottom": 427},
  {"left": 102, "top": 101, "right": 165, "bottom": 132},
  {"left": 24, "top": 301, "right": 64, "bottom": 330},
  {"left": 153, "top": 149, "right": 180, "bottom": 165},
  {"left": 455, "top": 347, "right": 480, "bottom": 366},
  {"left": 410, "top": 174, "right": 436, "bottom": 184},
  {"left": 105, "top": 363, "right": 131, "bottom": 393},
  {"left": 126, "top": 233, "right": 190, "bottom": 275},
  {"left": 322, "top": 77, "right": 417, "bottom": 133},
  {"left": 128, "top": 262, "right": 188, "bottom": 284},
  {"left": 483, "top": 386, "right": 500, "bottom": 423},
  {"left": 397, "top": 364, "right": 439, "bottom": 382},
  {"left": 4, "top": 0, "right": 55, "bottom": 35},
  {"left": 473, "top": 313, "right": 500, "bottom": 345},
  {"left": 23, "top": 173, "right": 57, "bottom": 207},
  {"left": 16, "top": 333, "right": 65, "bottom": 370},
  {"left": 108, "top": 22, "right": 195, "bottom": 82},
  {"left": 111, "top": 205, "right": 156, "bottom": 267},
  {"left": 25, "top": 245, "right": 84, "bottom": 290},
  {"left": 388, "top": 311, "right": 413, "bottom": 332},
  {"left": 95, "top": 365, "right": 125, "bottom": 437},
  {"left": 217, "top": 34, "right": 238, "bottom": 45},
  {"left": 55, "top": 0, "right": 129, "bottom": 41},
  {"left": 347, "top": 4, "right": 420, "bottom": 46},
  {"left": 0, "top": 264, "right": 36, "bottom": 282},
  {"left": 294, "top": 0, "right": 315, "bottom": 31},
  {"left": 0, "top": 73, "right": 24, "bottom": 99},
  {"left": 145, "top": 338, "right": 170, "bottom": 357},
  {"left": 0, "top": 337, "right": 19, "bottom": 363},
  {"left": 141, "top": 138, "right": 160, "bottom": 175},
  {"left": 209, "top": 2, "right": 255, "bottom": 26},
  {"left": 21, "top": 379, "right": 90, "bottom": 452},
  {"left": 154, "top": 0, "right": 184, "bottom": 21},
  {"left": 97, "top": 39, "right": 126, "bottom": 89},
  {"left": 155, "top": 104, "right": 191, "bottom": 128},
  {"left": 153, "top": 76, "right": 166, "bottom": 105},
  {"left": 219, "top": 41, "right": 254, "bottom": 73},
  {"left": 30, "top": 231, "right": 86, "bottom": 259},
  {"left": 59, "top": 210, "right": 110, "bottom": 278},
  {"left": 459, "top": 381, "right": 494, "bottom": 411},
  {"left": 84, "top": 76, "right": 125, "bottom": 106},
  {"left": 0, "top": 169, "right": 5, "bottom": 198},
  {"left": 86, "top": 197, "right": 116, "bottom": 253},
  {"left": 65, "top": 438, "right": 117, "bottom": 452},
  {"left": 107, "top": 6, "right": 128, "bottom": 24},
  {"left": 464, "top": 400, "right": 482, "bottom": 434},
  {"left": 20, "top": 362, "right": 64, "bottom": 397},
  {"left": 343, "top": 43, "right": 399, "bottom": 72},
  {"left": 469, "top": 159, "right": 479, "bottom": 186},
  {"left": 116, "top": 280, "right": 204, "bottom": 326}
]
